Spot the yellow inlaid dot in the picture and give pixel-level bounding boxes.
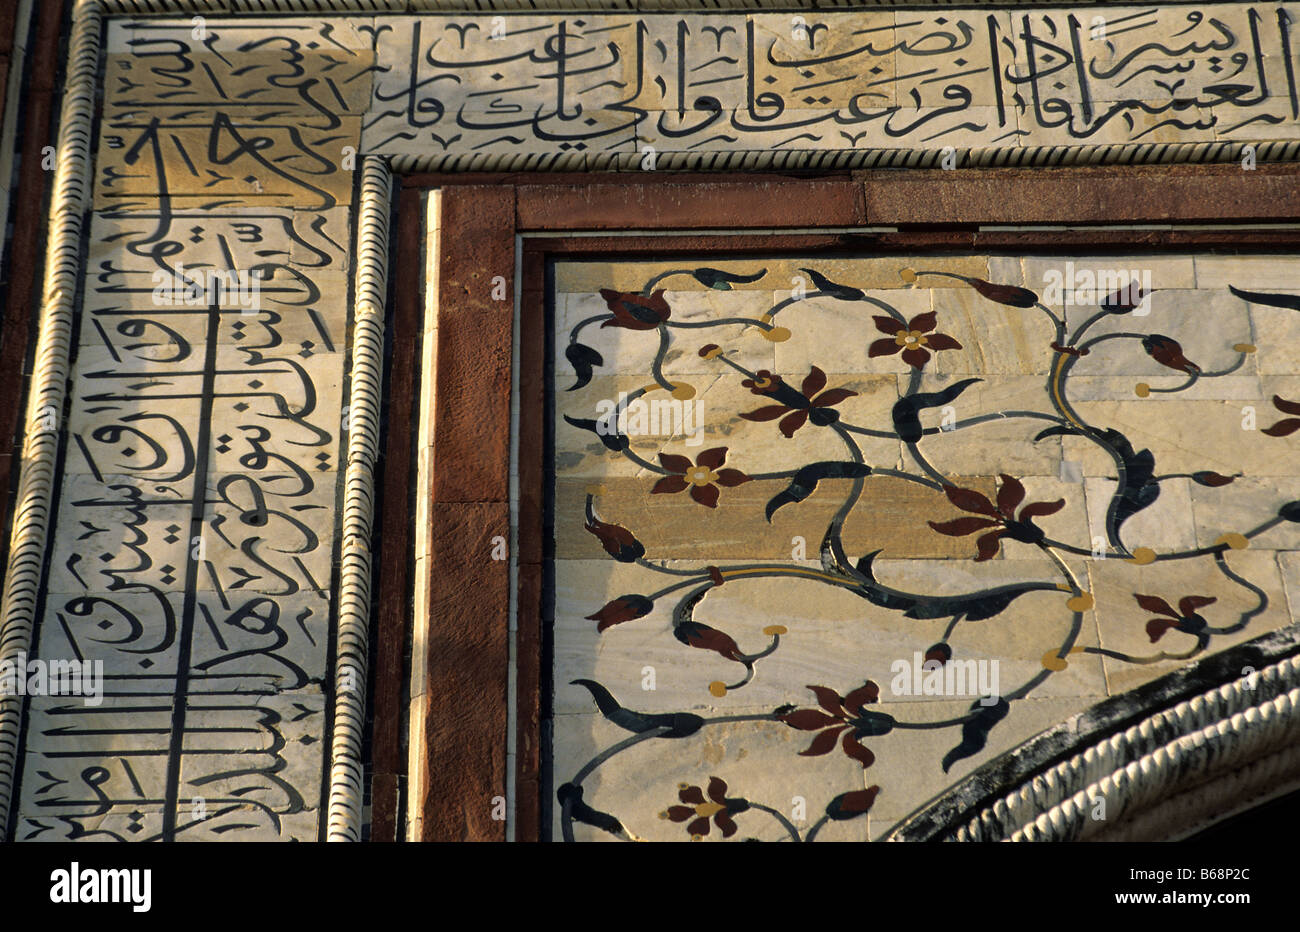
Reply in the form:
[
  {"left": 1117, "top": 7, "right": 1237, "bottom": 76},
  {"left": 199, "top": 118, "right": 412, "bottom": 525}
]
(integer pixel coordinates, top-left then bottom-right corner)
[
  {"left": 1066, "top": 593, "right": 1094, "bottom": 612},
  {"left": 1233, "top": 343, "right": 1257, "bottom": 354},
  {"left": 671, "top": 383, "right": 696, "bottom": 401},
  {"left": 762, "top": 625, "right": 788, "bottom": 636},
  {"left": 708, "top": 681, "right": 728, "bottom": 697},
  {"left": 1130, "top": 547, "right": 1157, "bottom": 565},
  {"left": 1216, "top": 532, "right": 1249, "bottom": 550},
  {"left": 584, "top": 484, "right": 606, "bottom": 497},
  {"left": 1134, "top": 383, "right": 1151, "bottom": 398},
  {"left": 899, "top": 268, "right": 918, "bottom": 283},
  {"left": 1043, "top": 646, "right": 1086, "bottom": 671},
  {"left": 1041, "top": 650, "right": 1069, "bottom": 672},
  {"left": 763, "top": 326, "right": 792, "bottom": 343}
]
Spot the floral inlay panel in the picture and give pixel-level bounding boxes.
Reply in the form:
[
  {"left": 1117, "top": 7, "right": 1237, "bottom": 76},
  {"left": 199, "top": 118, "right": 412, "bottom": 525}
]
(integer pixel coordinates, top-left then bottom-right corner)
[{"left": 549, "top": 253, "right": 1300, "bottom": 841}]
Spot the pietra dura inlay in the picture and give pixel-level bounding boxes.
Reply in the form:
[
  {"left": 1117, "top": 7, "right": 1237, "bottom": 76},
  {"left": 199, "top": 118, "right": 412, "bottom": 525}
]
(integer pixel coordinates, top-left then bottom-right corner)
[
  {"left": 4, "top": 2, "right": 1300, "bottom": 844},
  {"left": 549, "top": 255, "right": 1300, "bottom": 841}
]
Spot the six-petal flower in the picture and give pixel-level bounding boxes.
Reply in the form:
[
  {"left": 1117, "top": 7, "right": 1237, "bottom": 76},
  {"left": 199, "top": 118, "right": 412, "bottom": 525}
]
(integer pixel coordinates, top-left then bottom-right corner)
[
  {"left": 738, "top": 365, "right": 858, "bottom": 438},
  {"left": 651, "top": 447, "right": 751, "bottom": 508},
  {"left": 868, "top": 311, "right": 962, "bottom": 369},
  {"left": 777, "top": 681, "right": 890, "bottom": 768},
  {"left": 927, "top": 474, "right": 1065, "bottom": 561},
  {"left": 661, "top": 777, "right": 750, "bottom": 839}
]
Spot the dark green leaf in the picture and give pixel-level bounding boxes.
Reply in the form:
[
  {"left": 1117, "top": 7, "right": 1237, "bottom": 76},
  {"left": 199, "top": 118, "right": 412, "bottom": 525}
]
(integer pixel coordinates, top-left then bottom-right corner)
[
  {"left": 564, "top": 341, "right": 604, "bottom": 391},
  {"left": 941, "top": 698, "right": 1010, "bottom": 773},
  {"left": 892, "top": 378, "right": 982, "bottom": 443},
  {"left": 692, "top": 267, "right": 767, "bottom": 289},
  {"left": 799, "top": 267, "right": 865, "bottom": 302},
  {"left": 557, "top": 783, "right": 625, "bottom": 837},
  {"left": 765, "top": 461, "right": 874, "bottom": 521},
  {"left": 564, "top": 414, "right": 629, "bottom": 452},
  {"left": 1229, "top": 285, "right": 1300, "bottom": 312},
  {"left": 571, "top": 679, "right": 704, "bottom": 738}
]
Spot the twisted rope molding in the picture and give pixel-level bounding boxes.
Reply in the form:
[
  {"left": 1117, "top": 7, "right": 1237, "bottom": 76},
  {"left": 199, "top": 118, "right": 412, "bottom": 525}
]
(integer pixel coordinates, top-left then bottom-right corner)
[
  {"left": 385, "top": 139, "right": 1300, "bottom": 175},
  {"left": 0, "top": 0, "right": 102, "bottom": 840},
  {"left": 1005, "top": 677, "right": 1300, "bottom": 842},
  {"left": 990, "top": 676, "right": 1300, "bottom": 842},
  {"left": 97, "top": 0, "right": 1207, "bottom": 14},
  {"left": 884, "top": 632, "right": 1300, "bottom": 842},
  {"left": 1085, "top": 735, "right": 1300, "bottom": 842},
  {"left": 0, "top": 0, "right": 398, "bottom": 842},
  {"left": 326, "top": 157, "right": 393, "bottom": 842}
]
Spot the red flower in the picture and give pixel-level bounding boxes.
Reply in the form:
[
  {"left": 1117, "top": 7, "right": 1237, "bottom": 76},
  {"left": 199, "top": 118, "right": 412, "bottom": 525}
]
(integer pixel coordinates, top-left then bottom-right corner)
[
  {"left": 927, "top": 474, "right": 1065, "bottom": 561},
  {"left": 585, "top": 594, "right": 654, "bottom": 633},
  {"left": 598, "top": 288, "right": 671, "bottom": 330},
  {"left": 1136, "top": 593, "right": 1215, "bottom": 642},
  {"left": 661, "top": 776, "right": 750, "bottom": 839},
  {"left": 651, "top": 447, "right": 750, "bottom": 508},
  {"left": 738, "top": 366, "right": 858, "bottom": 438},
  {"left": 777, "top": 681, "right": 890, "bottom": 768},
  {"left": 740, "top": 370, "right": 784, "bottom": 396},
  {"left": 674, "top": 621, "right": 745, "bottom": 662},
  {"left": 825, "top": 786, "right": 881, "bottom": 820},
  {"left": 967, "top": 277, "right": 1039, "bottom": 308},
  {"left": 1142, "top": 334, "right": 1199, "bottom": 374},
  {"left": 1050, "top": 342, "right": 1090, "bottom": 357},
  {"left": 1263, "top": 395, "right": 1300, "bottom": 437},
  {"left": 868, "top": 311, "right": 962, "bottom": 369},
  {"left": 584, "top": 515, "right": 645, "bottom": 563}
]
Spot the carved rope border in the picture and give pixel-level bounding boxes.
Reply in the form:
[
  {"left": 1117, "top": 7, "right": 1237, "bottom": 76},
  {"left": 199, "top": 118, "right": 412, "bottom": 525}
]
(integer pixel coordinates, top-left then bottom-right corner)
[
  {"left": 956, "top": 658, "right": 1300, "bottom": 842},
  {"left": 2, "top": 0, "right": 1299, "bottom": 843},
  {"left": 0, "top": 0, "right": 396, "bottom": 842},
  {"left": 0, "top": 0, "right": 104, "bottom": 837},
  {"left": 91, "top": 0, "right": 1298, "bottom": 14},
  {"left": 329, "top": 157, "right": 392, "bottom": 842},
  {"left": 885, "top": 630, "right": 1300, "bottom": 841}
]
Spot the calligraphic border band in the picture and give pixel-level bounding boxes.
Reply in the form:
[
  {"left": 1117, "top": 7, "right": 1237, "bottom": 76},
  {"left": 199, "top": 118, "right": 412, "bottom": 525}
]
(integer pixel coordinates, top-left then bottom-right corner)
[{"left": 2, "top": 0, "right": 1299, "bottom": 843}]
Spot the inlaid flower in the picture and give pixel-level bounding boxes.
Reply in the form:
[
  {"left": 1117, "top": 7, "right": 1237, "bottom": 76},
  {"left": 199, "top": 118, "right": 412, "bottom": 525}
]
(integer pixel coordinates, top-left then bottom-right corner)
[
  {"left": 674, "top": 621, "right": 746, "bottom": 662},
  {"left": 585, "top": 594, "right": 655, "bottom": 633},
  {"left": 927, "top": 474, "right": 1065, "bottom": 561},
  {"left": 651, "top": 447, "right": 751, "bottom": 508},
  {"left": 741, "top": 369, "right": 785, "bottom": 396},
  {"left": 1142, "top": 334, "right": 1199, "bottom": 374},
  {"left": 661, "top": 777, "right": 750, "bottom": 839},
  {"left": 776, "top": 681, "right": 891, "bottom": 768},
  {"left": 868, "top": 311, "right": 962, "bottom": 369},
  {"left": 738, "top": 366, "right": 858, "bottom": 438},
  {"left": 584, "top": 515, "right": 645, "bottom": 563},
  {"left": 1135, "top": 593, "right": 1215, "bottom": 643},
  {"left": 598, "top": 288, "right": 671, "bottom": 331}
]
